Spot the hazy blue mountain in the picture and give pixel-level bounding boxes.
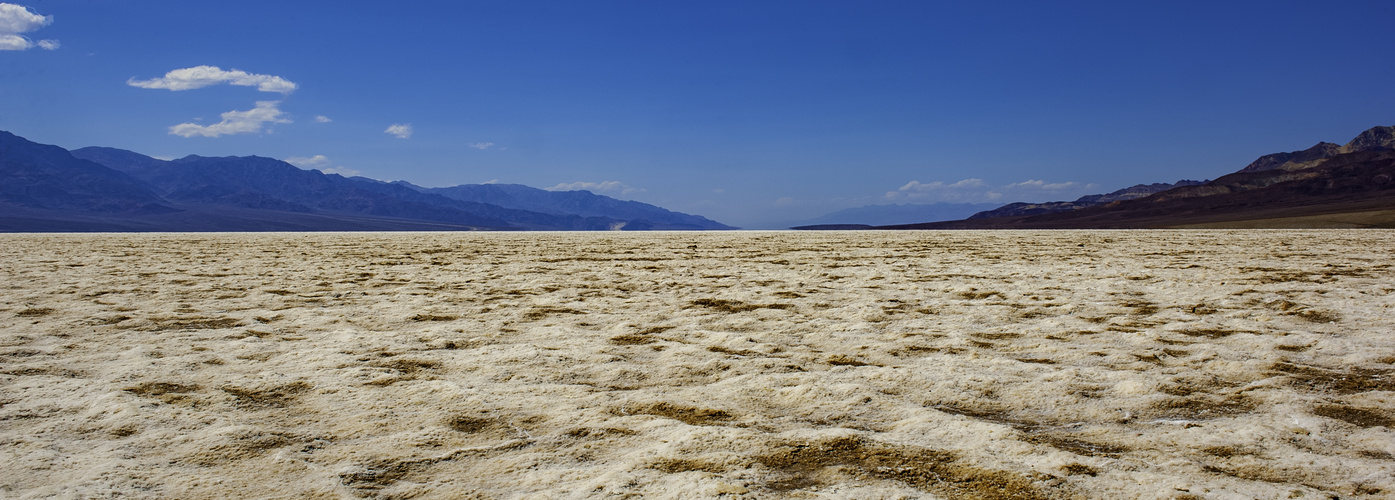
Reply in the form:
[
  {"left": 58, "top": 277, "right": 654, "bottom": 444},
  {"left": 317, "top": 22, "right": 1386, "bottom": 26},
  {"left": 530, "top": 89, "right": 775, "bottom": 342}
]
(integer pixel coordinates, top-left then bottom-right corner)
[
  {"left": 0, "top": 130, "right": 735, "bottom": 231},
  {"left": 72, "top": 148, "right": 501, "bottom": 227},
  {"left": 66, "top": 146, "right": 172, "bottom": 183},
  {"left": 73, "top": 148, "right": 661, "bottom": 230},
  {"left": 0, "top": 131, "right": 174, "bottom": 214},
  {"left": 393, "top": 181, "right": 734, "bottom": 230},
  {"left": 794, "top": 203, "right": 1000, "bottom": 227}
]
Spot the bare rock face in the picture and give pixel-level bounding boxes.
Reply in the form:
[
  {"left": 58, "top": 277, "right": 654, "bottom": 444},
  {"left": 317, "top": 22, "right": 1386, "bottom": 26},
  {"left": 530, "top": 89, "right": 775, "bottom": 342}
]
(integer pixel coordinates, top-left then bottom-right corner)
[
  {"left": 1075, "top": 180, "right": 1207, "bottom": 203},
  {"left": 1340, "top": 125, "right": 1395, "bottom": 154},
  {"left": 1239, "top": 126, "right": 1395, "bottom": 174},
  {"left": 1238, "top": 142, "right": 1341, "bottom": 173},
  {"left": 966, "top": 180, "right": 1204, "bottom": 220}
]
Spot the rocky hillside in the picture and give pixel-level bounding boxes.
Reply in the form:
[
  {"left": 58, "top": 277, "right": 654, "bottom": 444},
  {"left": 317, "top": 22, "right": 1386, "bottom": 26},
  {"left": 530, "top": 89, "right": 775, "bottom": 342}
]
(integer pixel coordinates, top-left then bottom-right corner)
[{"left": 880, "top": 125, "right": 1395, "bottom": 229}]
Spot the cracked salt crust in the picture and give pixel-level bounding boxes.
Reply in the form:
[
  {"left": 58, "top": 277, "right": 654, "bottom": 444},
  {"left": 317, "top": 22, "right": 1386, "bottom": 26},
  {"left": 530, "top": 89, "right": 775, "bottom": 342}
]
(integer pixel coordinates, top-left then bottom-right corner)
[{"left": 1, "top": 230, "right": 1393, "bottom": 498}]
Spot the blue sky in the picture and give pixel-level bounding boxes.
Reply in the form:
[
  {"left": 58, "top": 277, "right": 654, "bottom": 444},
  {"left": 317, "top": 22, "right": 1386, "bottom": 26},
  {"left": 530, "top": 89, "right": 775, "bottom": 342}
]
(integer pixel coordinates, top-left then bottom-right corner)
[{"left": 2, "top": 1, "right": 1393, "bottom": 228}]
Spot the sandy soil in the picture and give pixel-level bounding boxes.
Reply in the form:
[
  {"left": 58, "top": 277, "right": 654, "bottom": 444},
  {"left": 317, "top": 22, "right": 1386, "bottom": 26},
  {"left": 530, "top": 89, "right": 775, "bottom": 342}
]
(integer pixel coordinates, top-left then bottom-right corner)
[{"left": 2, "top": 230, "right": 1393, "bottom": 499}]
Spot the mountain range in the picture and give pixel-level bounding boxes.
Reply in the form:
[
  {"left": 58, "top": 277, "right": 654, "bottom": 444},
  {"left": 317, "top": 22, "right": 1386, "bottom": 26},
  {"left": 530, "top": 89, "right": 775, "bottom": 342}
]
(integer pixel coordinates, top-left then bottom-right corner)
[
  {"left": 0, "top": 131, "right": 733, "bottom": 232},
  {"left": 800, "top": 125, "right": 1395, "bottom": 230},
  {"left": 870, "top": 125, "right": 1395, "bottom": 229},
  {"left": 962, "top": 180, "right": 1208, "bottom": 220},
  {"left": 9, "top": 126, "right": 1394, "bottom": 232}
]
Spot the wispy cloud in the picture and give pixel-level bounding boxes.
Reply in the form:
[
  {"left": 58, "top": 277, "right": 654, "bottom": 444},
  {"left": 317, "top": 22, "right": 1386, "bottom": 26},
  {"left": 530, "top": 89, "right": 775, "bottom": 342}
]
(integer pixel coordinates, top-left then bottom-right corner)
[
  {"left": 885, "top": 178, "right": 1094, "bottom": 203},
  {"left": 168, "top": 101, "right": 290, "bottom": 138},
  {"left": 545, "top": 180, "right": 644, "bottom": 196},
  {"left": 467, "top": 142, "right": 494, "bottom": 150},
  {"left": 128, "top": 65, "right": 297, "bottom": 94},
  {"left": 894, "top": 178, "right": 988, "bottom": 194},
  {"left": 385, "top": 123, "right": 413, "bottom": 139},
  {"left": 313, "top": 115, "right": 332, "bottom": 123},
  {"left": 0, "top": 3, "right": 58, "bottom": 51},
  {"left": 284, "top": 154, "right": 360, "bottom": 177},
  {"left": 129, "top": 66, "right": 299, "bottom": 138},
  {"left": 1005, "top": 179, "right": 1083, "bottom": 190},
  {"left": 283, "top": 155, "right": 330, "bottom": 168}
]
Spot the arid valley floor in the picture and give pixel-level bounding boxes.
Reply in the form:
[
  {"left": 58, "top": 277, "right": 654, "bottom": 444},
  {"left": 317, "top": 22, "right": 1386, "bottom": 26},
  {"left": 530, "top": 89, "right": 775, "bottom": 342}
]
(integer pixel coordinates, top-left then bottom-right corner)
[{"left": 2, "top": 231, "right": 1393, "bottom": 499}]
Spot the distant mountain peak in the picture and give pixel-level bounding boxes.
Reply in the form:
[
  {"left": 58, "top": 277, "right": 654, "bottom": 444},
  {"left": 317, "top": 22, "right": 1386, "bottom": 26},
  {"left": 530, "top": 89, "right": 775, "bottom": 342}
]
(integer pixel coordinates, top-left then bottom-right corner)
[
  {"left": 0, "top": 132, "right": 173, "bottom": 215},
  {"left": 1238, "top": 142, "right": 1341, "bottom": 173},
  {"left": 1240, "top": 125, "right": 1395, "bottom": 174},
  {"left": 1073, "top": 180, "right": 1206, "bottom": 204},
  {"left": 4, "top": 130, "right": 733, "bottom": 232},
  {"left": 966, "top": 179, "right": 1205, "bottom": 220},
  {"left": 880, "top": 124, "right": 1395, "bottom": 229},
  {"left": 413, "top": 182, "right": 734, "bottom": 230},
  {"left": 1341, "top": 125, "right": 1395, "bottom": 154}
]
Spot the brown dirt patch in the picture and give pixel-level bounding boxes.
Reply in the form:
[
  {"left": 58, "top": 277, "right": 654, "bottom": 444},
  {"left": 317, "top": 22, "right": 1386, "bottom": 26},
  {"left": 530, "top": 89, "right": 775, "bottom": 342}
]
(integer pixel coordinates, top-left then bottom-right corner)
[
  {"left": 689, "top": 298, "right": 793, "bottom": 313},
  {"left": 221, "top": 381, "right": 312, "bottom": 409},
  {"left": 1270, "top": 362, "right": 1395, "bottom": 394},
  {"left": 1312, "top": 405, "right": 1395, "bottom": 428},
  {"left": 15, "top": 307, "right": 54, "bottom": 317},
  {"left": 755, "top": 436, "right": 1051, "bottom": 499},
  {"left": 623, "top": 402, "right": 734, "bottom": 426}
]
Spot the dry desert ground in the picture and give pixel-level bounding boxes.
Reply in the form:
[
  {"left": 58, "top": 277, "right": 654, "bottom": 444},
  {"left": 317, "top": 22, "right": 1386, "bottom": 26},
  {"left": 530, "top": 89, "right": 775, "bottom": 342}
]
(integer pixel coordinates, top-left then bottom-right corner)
[{"left": 2, "top": 230, "right": 1393, "bottom": 499}]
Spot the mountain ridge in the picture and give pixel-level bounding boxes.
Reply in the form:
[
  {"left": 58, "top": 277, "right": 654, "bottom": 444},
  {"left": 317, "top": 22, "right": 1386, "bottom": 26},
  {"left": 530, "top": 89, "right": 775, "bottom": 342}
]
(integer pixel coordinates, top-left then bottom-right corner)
[
  {"left": 872, "top": 125, "right": 1395, "bottom": 229},
  {"left": 0, "top": 131, "right": 174, "bottom": 215},
  {"left": 0, "top": 131, "right": 734, "bottom": 232},
  {"left": 389, "top": 181, "right": 730, "bottom": 230},
  {"left": 963, "top": 180, "right": 1207, "bottom": 220}
]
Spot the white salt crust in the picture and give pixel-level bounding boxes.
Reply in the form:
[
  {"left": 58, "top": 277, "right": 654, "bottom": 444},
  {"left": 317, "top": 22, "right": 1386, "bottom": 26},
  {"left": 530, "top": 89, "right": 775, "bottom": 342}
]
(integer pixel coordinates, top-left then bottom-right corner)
[{"left": 1, "top": 230, "right": 1392, "bottom": 499}]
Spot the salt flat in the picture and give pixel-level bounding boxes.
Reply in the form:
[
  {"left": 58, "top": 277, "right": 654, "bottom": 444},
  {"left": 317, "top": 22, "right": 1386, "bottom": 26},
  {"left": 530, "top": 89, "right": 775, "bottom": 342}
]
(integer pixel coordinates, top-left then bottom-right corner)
[{"left": 2, "top": 230, "right": 1393, "bottom": 499}]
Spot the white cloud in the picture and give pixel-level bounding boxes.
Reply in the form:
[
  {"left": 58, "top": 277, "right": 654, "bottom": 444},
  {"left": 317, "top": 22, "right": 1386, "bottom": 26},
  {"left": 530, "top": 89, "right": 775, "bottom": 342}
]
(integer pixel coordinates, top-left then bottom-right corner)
[
  {"left": 772, "top": 196, "right": 795, "bottom": 207},
  {"left": 1005, "top": 179, "right": 1082, "bottom": 190},
  {"left": 467, "top": 142, "right": 494, "bottom": 150},
  {"left": 893, "top": 179, "right": 988, "bottom": 194},
  {"left": 284, "top": 154, "right": 360, "bottom": 177},
  {"left": 0, "top": 3, "right": 47, "bottom": 32},
  {"left": 284, "top": 155, "right": 330, "bottom": 168},
  {"left": 884, "top": 178, "right": 1094, "bottom": 203},
  {"left": 0, "top": 34, "right": 27, "bottom": 50},
  {"left": 168, "top": 101, "right": 290, "bottom": 138},
  {"left": 128, "top": 65, "right": 297, "bottom": 94},
  {"left": 314, "top": 115, "right": 332, "bottom": 123},
  {"left": 385, "top": 123, "right": 413, "bottom": 139},
  {"left": 129, "top": 66, "right": 298, "bottom": 138},
  {"left": 0, "top": 3, "right": 57, "bottom": 51},
  {"left": 544, "top": 180, "right": 644, "bottom": 196}
]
